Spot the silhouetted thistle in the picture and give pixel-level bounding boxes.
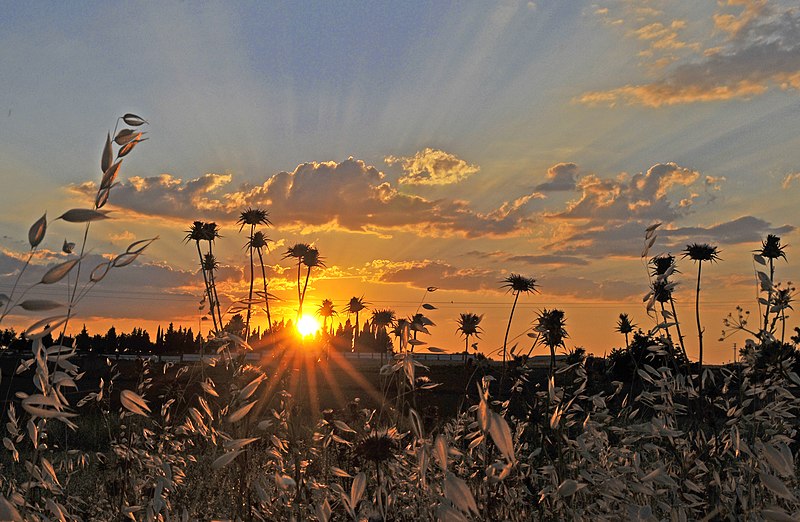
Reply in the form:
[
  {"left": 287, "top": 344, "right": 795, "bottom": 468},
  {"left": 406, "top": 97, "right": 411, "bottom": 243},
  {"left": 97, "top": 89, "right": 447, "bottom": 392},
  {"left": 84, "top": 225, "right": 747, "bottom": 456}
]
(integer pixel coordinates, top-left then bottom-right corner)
[
  {"left": 237, "top": 207, "right": 271, "bottom": 232},
  {"left": 500, "top": 274, "right": 538, "bottom": 368},
  {"left": 650, "top": 254, "right": 678, "bottom": 277},
  {"left": 345, "top": 296, "right": 369, "bottom": 351},
  {"left": 246, "top": 230, "right": 273, "bottom": 333},
  {"left": 650, "top": 254, "right": 687, "bottom": 358},
  {"left": 186, "top": 221, "right": 219, "bottom": 332},
  {"left": 238, "top": 208, "right": 271, "bottom": 342},
  {"left": 297, "top": 247, "right": 324, "bottom": 319},
  {"left": 615, "top": 313, "right": 636, "bottom": 348},
  {"left": 392, "top": 317, "right": 410, "bottom": 349},
  {"left": 682, "top": 243, "right": 720, "bottom": 383},
  {"left": 683, "top": 243, "right": 721, "bottom": 264},
  {"left": 758, "top": 234, "right": 787, "bottom": 261},
  {"left": 756, "top": 234, "right": 787, "bottom": 337},
  {"left": 456, "top": 312, "right": 483, "bottom": 364},
  {"left": 771, "top": 283, "right": 796, "bottom": 343},
  {"left": 371, "top": 309, "right": 396, "bottom": 363},
  {"left": 200, "top": 222, "right": 223, "bottom": 326},
  {"left": 316, "top": 299, "right": 337, "bottom": 336},
  {"left": 201, "top": 222, "right": 221, "bottom": 243},
  {"left": 284, "top": 243, "right": 311, "bottom": 317},
  {"left": 534, "top": 308, "right": 567, "bottom": 376}
]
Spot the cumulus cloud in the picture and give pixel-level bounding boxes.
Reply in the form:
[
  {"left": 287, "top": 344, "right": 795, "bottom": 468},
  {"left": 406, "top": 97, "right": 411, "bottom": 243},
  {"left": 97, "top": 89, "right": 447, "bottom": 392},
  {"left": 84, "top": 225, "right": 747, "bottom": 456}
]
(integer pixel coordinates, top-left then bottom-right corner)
[
  {"left": 535, "top": 163, "right": 581, "bottom": 192},
  {"left": 555, "top": 162, "right": 700, "bottom": 223},
  {"left": 72, "top": 158, "right": 539, "bottom": 238},
  {"left": 580, "top": 1, "right": 800, "bottom": 107},
  {"left": 71, "top": 172, "right": 234, "bottom": 220},
  {"left": 384, "top": 148, "right": 480, "bottom": 185}
]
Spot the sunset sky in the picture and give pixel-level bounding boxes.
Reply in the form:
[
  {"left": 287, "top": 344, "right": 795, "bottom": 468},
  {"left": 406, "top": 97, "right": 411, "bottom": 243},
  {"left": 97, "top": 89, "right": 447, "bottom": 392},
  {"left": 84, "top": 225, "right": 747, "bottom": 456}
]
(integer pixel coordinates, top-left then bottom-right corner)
[{"left": 1, "top": 1, "right": 798, "bottom": 363}]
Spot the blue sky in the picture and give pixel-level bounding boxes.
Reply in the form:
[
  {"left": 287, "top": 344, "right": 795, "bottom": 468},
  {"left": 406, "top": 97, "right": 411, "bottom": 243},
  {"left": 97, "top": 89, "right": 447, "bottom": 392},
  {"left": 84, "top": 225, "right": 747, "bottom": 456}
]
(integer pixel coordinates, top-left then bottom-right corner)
[{"left": 1, "top": 1, "right": 798, "bottom": 362}]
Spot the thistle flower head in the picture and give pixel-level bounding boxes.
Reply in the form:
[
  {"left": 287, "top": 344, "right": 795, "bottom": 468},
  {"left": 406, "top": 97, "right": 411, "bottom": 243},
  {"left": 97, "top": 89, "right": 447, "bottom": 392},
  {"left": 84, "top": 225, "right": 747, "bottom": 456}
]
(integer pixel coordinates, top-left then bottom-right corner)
[
  {"left": 650, "top": 254, "right": 678, "bottom": 277},
  {"left": 345, "top": 296, "right": 368, "bottom": 315},
  {"left": 356, "top": 428, "right": 399, "bottom": 464},
  {"left": 682, "top": 243, "right": 721, "bottom": 263},
  {"left": 758, "top": 234, "right": 786, "bottom": 261},
  {"left": 184, "top": 221, "right": 206, "bottom": 243},
  {"left": 201, "top": 222, "right": 221, "bottom": 242},
  {"left": 371, "top": 309, "right": 396, "bottom": 328},
  {"left": 237, "top": 207, "right": 271, "bottom": 231},
  {"left": 392, "top": 318, "right": 410, "bottom": 338},
  {"left": 456, "top": 313, "right": 483, "bottom": 338},
  {"left": 302, "top": 246, "right": 325, "bottom": 268},
  {"left": 247, "top": 231, "right": 270, "bottom": 250},
  {"left": 651, "top": 280, "right": 673, "bottom": 303},
  {"left": 202, "top": 253, "right": 218, "bottom": 271},
  {"left": 615, "top": 313, "right": 636, "bottom": 335},
  {"left": 773, "top": 283, "right": 796, "bottom": 312},
  {"left": 534, "top": 308, "right": 568, "bottom": 349},
  {"left": 501, "top": 274, "right": 538, "bottom": 295},
  {"left": 284, "top": 243, "right": 311, "bottom": 260},
  {"left": 317, "top": 299, "right": 336, "bottom": 318}
]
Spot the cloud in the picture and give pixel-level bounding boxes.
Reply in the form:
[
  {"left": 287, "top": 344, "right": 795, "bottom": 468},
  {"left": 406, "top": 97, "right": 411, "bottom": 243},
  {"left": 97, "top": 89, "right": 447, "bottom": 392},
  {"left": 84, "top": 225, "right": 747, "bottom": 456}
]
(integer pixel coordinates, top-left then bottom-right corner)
[
  {"left": 109, "top": 231, "right": 136, "bottom": 244},
  {"left": 704, "top": 175, "right": 726, "bottom": 199},
  {"left": 0, "top": 250, "right": 203, "bottom": 324},
  {"left": 540, "top": 274, "right": 642, "bottom": 301},
  {"left": 579, "top": 2, "right": 800, "bottom": 107},
  {"left": 783, "top": 172, "right": 800, "bottom": 188},
  {"left": 548, "top": 216, "right": 795, "bottom": 258},
  {"left": 633, "top": 19, "right": 695, "bottom": 53},
  {"left": 385, "top": 148, "right": 480, "bottom": 185},
  {"left": 555, "top": 162, "right": 700, "bottom": 223},
  {"left": 372, "top": 259, "right": 497, "bottom": 293},
  {"left": 72, "top": 158, "right": 540, "bottom": 238},
  {"left": 535, "top": 163, "right": 580, "bottom": 192},
  {"left": 71, "top": 172, "right": 235, "bottom": 222},
  {"left": 664, "top": 216, "right": 795, "bottom": 245},
  {"left": 365, "top": 258, "right": 638, "bottom": 302},
  {"left": 506, "top": 254, "right": 589, "bottom": 266}
]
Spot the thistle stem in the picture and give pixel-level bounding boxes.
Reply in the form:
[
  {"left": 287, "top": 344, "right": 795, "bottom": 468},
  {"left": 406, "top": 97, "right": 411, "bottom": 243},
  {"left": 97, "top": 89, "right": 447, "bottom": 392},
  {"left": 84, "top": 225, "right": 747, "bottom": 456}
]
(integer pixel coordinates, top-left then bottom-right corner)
[
  {"left": 257, "top": 248, "right": 272, "bottom": 333},
  {"left": 502, "top": 292, "right": 520, "bottom": 369}
]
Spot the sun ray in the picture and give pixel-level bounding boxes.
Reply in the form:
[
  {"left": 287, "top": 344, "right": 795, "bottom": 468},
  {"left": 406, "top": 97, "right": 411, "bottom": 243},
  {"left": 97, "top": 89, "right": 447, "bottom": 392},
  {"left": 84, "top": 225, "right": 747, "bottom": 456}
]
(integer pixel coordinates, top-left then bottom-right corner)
[
  {"left": 327, "top": 350, "right": 391, "bottom": 410},
  {"left": 304, "top": 352, "right": 321, "bottom": 417}
]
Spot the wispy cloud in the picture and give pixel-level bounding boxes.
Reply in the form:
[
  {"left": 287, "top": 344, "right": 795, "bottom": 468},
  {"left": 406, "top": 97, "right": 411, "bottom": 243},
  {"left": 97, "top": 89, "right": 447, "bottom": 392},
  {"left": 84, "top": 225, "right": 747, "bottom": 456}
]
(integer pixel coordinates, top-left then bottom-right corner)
[
  {"left": 548, "top": 216, "right": 794, "bottom": 258},
  {"left": 581, "top": 1, "right": 800, "bottom": 107},
  {"left": 369, "top": 259, "right": 496, "bottom": 293},
  {"left": 783, "top": 172, "right": 800, "bottom": 188},
  {"left": 506, "top": 254, "right": 589, "bottom": 266}
]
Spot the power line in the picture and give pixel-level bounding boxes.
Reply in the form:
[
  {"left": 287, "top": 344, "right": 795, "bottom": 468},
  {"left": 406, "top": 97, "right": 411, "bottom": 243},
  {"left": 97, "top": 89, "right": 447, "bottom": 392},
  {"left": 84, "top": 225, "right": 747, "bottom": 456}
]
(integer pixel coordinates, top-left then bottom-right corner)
[{"left": 0, "top": 284, "right": 755, "bottom": 307}]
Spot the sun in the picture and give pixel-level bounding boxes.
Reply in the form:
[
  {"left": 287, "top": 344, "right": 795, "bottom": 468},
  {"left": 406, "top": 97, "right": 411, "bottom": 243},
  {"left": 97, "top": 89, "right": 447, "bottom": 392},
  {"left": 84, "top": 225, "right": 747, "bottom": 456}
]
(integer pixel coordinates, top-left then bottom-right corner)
[{"left": 296, "top": 314, "right": 321, "bottom": 337}]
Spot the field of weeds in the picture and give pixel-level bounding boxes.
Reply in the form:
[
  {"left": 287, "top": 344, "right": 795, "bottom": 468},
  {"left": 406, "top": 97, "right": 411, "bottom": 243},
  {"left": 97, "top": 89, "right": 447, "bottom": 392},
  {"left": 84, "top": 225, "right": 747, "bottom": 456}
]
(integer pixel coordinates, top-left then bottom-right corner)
[{"left": 2, "top": 116, "right": 800, "bottom": 521}]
